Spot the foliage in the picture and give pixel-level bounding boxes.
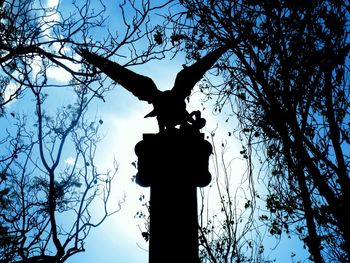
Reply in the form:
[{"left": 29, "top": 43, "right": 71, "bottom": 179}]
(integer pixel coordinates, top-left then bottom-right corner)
[
  {"left": 0, "top": 0, "right": 174, "bottom": 115},
  {"left": 197, "top": 136, "right": 271, "bottom": 263},
  {"left": 159, "top": 0, "right": 350, "bottom": 262},
  {"left": 0, "top": 0, "right": 175, "bottom": 261},
  {"left": 0, "top": 90, "right": 119, "bottom": 262},
  {"left": 134, "top": 134, "right": 272, "bottom": 263}
]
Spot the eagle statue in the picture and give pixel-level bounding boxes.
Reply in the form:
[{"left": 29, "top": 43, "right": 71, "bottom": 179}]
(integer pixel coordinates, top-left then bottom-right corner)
[{"left": 77, "top": 46, "right": 229, "bottom": 132}]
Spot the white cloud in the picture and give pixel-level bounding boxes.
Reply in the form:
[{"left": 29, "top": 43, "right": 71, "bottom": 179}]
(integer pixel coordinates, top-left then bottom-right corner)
[
  {"left": 42, "top": 0, "right": 61, "bottom": 30},
  {"left": 46, "top": 60, "right": 80, "bottom": 83},
  {"left": 46, "top": 0, "right": 60, "bottom": 9},
  {"left": 64, "top": 157, "right": 75, "bottom": 166},
  {"left": 3, "top": 82, "right": 20, "bottom": 106},
  {"left": 42, "top": 1, "right": 81, "bottom": 83},
  {"left": 27, "top": 53, "right": 78, "bottom": 84}
]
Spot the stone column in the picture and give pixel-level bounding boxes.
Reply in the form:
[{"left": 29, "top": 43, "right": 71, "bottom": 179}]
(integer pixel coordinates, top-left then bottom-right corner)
[{"left": 135, "top": 132, "right": 212, "bottom": 263}]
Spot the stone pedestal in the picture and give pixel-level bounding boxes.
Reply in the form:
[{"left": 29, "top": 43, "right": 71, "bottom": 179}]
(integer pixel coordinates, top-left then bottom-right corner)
[{"left": 135, "top": 132, "right": 212, "bottom": 263}]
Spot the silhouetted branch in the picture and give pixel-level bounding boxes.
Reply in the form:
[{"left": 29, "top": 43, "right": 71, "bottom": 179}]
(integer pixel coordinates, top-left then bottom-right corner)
[
  {"left": 163, "top": 0, "right": 350, "bottom": 261},
  {"left": 1, "top": 0, "right": 175, "bottom": 114},
  {"left": 0, "top": 84, "right": 119, "bottom": 261},
  {"left": 197, "top": 133, "right": 267, "bottom": 263}
]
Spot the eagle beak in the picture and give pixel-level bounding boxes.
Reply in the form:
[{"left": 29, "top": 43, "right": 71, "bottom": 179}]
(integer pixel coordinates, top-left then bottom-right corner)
[{"left": 144, "top": 109, "right": 157, "bottom": 118}]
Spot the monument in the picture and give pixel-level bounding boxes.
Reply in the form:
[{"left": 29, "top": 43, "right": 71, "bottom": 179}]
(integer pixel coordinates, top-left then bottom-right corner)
[{"left": 78, "top": 46, "right": 228, "bottom": 263}]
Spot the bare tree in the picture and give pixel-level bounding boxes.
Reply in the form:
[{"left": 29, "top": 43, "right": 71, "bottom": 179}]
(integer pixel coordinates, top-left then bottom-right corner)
[
  {"left": 0, "top": 0, "right": 174, "bottom": 114},
  {"left": 1, "top": 0, "right": 175, "bottom": 261},
  {"left": 198, "top": 134, "right": 269, "bottom": 263},
  {"left": 157, "top": 0, "right": 350, "bottom": 262},
  {"left": 134, "top": 133, "right": 270, "bottom": 263},
  {"left": 0, "top": 81, "right": 120, "bottom": 262}
]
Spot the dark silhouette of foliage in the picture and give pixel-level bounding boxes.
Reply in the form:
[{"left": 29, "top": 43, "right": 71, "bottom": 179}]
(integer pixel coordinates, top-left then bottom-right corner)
[
  {"left": 197, "top": 135, "right": 272, "bottom": 263},
  {"left": 0, "top": 89, "right": 120, "bottom": 262},
  {"left": 135, "top": 133, "right": 273, "bottom": 263},
  {"left": 0, "top": 0, "right": 174, "bottom": 115},
  {"left": 158, "top": 0, "right": 350, "bottom": 262},
  {"left": 0, "top": 0, "right": 175, "bottom": 261}
]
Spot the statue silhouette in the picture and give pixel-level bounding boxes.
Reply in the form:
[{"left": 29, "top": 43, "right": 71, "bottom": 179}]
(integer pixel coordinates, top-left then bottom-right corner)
[{"left": 77, "top": 46, "right": 228, "bottom": 132}]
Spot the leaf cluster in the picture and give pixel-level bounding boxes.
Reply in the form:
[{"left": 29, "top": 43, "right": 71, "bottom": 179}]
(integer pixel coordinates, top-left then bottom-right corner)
[{"left": 163, "top": 0, "right": 350, "bottom": 261}]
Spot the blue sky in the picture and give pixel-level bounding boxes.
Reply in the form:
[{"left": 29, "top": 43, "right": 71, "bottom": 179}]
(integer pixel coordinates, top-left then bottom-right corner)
[
  {"left": 56, "top": 59, "right": 309, "bottom": 263},
  {"left": 1, "top": 0, "right": 312, "bottom": 262}
]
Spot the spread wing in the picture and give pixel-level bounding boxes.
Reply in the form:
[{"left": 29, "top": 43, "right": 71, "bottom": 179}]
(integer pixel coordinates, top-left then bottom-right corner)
[
  {"left": 77, "top": 48, "right": 160, "bottom": 103},
  {"left": 171, "top": 46, "right": 229, "bottom": 100}
]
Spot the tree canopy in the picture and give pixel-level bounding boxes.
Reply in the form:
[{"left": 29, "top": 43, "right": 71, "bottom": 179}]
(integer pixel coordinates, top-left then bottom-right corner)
[
  {"left": 159, "top": 1, "right": 350, "bottom": 262},
  {"left": 2, "top": 0, "right": 350, "bottom": 262},
  {"left": 0, "top": 0, "right": 173, "bottom": 262}
]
